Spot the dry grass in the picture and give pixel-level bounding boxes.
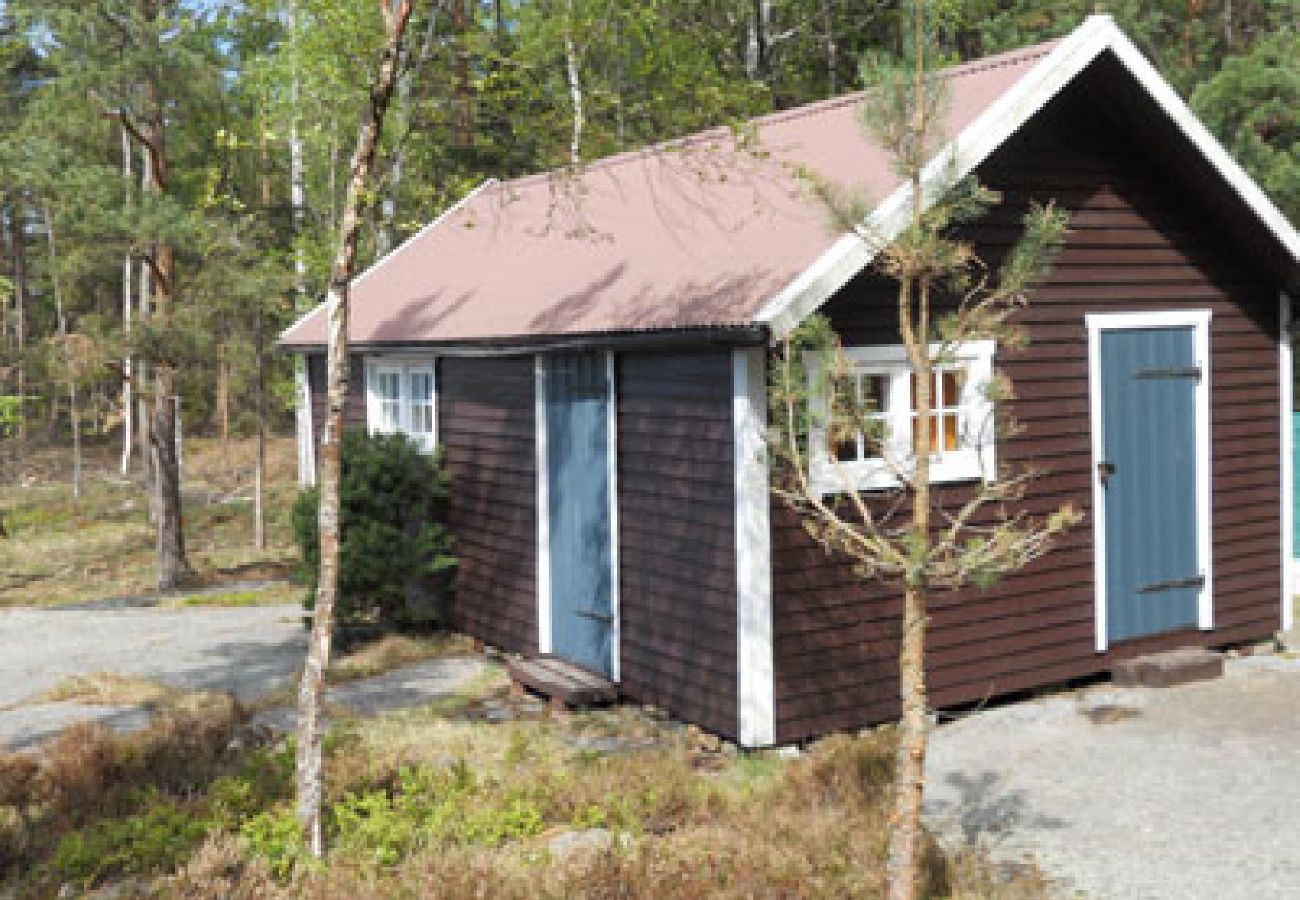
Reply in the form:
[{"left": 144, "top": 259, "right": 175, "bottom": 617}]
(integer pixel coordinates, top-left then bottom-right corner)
[
  {"left": 0, "top": 436, "right": 300, "bottom": 607},
  {"left": 35, "top": 672, "right": 179, "bottom": 708},
  {"left": 330, "top": 633, "right": 480, "bottom": 683}
]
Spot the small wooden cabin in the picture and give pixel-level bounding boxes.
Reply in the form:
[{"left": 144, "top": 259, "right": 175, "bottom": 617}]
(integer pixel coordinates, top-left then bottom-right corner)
[{"left": 281, "top": 16, "right": 1300, "bottom": 748}]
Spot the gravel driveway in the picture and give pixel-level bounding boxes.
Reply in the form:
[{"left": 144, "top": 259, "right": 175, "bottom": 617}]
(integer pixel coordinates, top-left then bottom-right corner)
[
  {"left": 0, "top": 604, "right": 306, "bottom": 749},
  {"left": 924, "top": 655, "right": 1300, "bottom": 899}
]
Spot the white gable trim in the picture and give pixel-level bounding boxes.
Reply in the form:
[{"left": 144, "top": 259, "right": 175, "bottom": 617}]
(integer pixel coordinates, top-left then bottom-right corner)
[
  {"left": 758, "top": 15, "right": 1300, "bottom": 338},
  {"left": 278, "top": 179, "right": 499, "bottom": 346}
]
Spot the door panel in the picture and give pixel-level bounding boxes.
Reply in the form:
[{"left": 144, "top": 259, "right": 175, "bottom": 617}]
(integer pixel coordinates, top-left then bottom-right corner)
[
  {"left": 1100, "top": 326, "right": 1201, "bottom": 643},
  {"left": 545, "top": 353, "right": 614, "bottom": 676}
]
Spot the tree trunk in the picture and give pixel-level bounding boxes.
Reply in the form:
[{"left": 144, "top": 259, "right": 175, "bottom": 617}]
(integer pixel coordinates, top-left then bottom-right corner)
[
  {"left": 139, "top": 144, "right": 156, "bottom": 524},
  {"left": 564, "top": 0, "right": 584, "bottom": 166},
  {"left": 121, "top": 124, "right": 134, "bottom": 475},
  {"left": 886, "top": 9, "right": 932, "bottom": 898},
  {"left": 11, "top": 195, "right": 26, "bottom": 441},
  {"left": 216, "top": 356, "right": 230, "bottom": 443},
  {"left": 452, "top": 0, "right": 472, "bottom": 147},
  {"left": 137, "top": 2, "right": 192, "bottom": 590},
  {"left": 296, "top": 0, "right": 412, "bottom": 856}
]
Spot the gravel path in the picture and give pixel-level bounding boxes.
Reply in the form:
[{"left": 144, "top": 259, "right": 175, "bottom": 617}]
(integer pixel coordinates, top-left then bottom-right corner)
[
  {"left": 0, "top": 604, "right": 490, "bottom": 751},
  {"left": 0, "top": 604, "right": 306, "bottom": 749},
  {"left": 924, "top": 655, "right": 1300, "bottom": 899}
]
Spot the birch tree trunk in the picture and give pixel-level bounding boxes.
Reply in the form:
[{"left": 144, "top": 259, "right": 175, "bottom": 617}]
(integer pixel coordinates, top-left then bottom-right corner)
[
  {"left": 121, "top": 124, "right": 134, "bottom": 476},
  {"left": 11, "top": 195, "right": 26, "bottom": 441},
  {"left": 564, "top": 0, "right": 584, "bottom": 166},
  {"left": 43, "top": 205, "right": 80, "bottom": 504},
  {"left": 296, "top": 0, "right": 412, "bottom": 856}
]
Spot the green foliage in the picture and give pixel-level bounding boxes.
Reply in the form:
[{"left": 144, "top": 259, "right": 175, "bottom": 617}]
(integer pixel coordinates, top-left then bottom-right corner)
[
  {"left": 0, "top": 396, "right": 21, "bottom": 438},
  {"left": 1193, "top": 30, "right": 1300, "bottom": 224},
  {"left": 240, "top": 806, "right": 310, "bottom": 881},
  {"left": 44, "top": 792, "right": 209, "bottom": 883},
  {"left": 293, "top": 430, "right": 457, "bottom": 626},
  {"left": 329, "top": 762, "right": 546, "bottom": 867}
]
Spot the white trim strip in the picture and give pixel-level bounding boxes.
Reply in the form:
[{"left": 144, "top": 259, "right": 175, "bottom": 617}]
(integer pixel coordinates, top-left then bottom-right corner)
[
  {"left": 535, "top": 355, "right": 552, "bottom": 655},
  {"left": 1280, "top": 292, "right": 1295, "bottom": 632},
  {"left": 757, "top": 15, "right": 1300, "bottom": 338},
  {"left": 295, "top": 359, "right": 316, "bottom": 487},
  {"left": 1086, "top": 309, "right": 1214, "bottom": 652},
  {"left": 733, "top": 347, "right": 775, "bottom": 747},
  {"left": 278, "top": 179, "right": 499, "bottom": 345},
  {"left": 606, "top": 352, "right": 622, "bottom": 682}
]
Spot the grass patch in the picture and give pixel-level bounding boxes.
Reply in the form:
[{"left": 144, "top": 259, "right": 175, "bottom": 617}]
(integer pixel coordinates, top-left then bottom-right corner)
[
  {"left": 331, "top": 634, "right": 479, "bottom": 684},
  {"left": 163, "top": 582, "right": 301, "bottom": 609},
  {"left": 0, "top": 436, "right": 300, "bottom": 608},
  {"left": 35, "top": 672, "right": 177, "bottom": 708}
]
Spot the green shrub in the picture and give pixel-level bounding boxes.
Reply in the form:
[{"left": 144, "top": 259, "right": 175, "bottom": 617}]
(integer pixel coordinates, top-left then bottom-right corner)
[
  {"left": 329, "top": 762, "right": 547, "bottom": 867},
  {"left": 240, "top": 806, "right": 309, "bottom": 881},
  {"left": 44, "top": 792, "right": 209, "bottom": 883},
  {"left": 293, "top": 430, "right": 457, "bottom": 627}
]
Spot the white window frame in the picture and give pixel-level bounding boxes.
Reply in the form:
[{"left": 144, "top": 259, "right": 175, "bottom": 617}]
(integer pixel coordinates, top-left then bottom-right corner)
[
  {"left": 365, "top": 355, "right": 438, "bottom": 452},
  {"left": 809, "top": 340, "right": 996, "bottom": 495}
]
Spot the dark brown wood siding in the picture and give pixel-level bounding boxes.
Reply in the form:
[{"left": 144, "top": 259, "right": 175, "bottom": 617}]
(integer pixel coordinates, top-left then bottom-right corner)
[
  {"left": 616, "top": 350, "right": 739, "bottom": 740},
  {"left": 306, "top": 353, "right": 367, "bottom": 443},
  {"left": 772, "top": 83, "right": 1284, "bottom": 743},
  {"left": 440, "top": 356, "right": 538, "bottom": 654}
]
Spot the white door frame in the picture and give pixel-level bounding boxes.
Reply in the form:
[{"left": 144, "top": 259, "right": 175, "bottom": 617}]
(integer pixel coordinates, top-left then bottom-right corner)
[
  {"left": 533, "top": 352, "right": 622, "bottom": 681},
  {"left": 1086, "top": 309, "right": 1214, "bottom": 652}
]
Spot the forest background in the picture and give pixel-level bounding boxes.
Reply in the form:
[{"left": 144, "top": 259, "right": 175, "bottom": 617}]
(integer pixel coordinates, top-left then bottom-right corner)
[{"left": 0, "top": 0, "right": 1294, "bottom": 447}]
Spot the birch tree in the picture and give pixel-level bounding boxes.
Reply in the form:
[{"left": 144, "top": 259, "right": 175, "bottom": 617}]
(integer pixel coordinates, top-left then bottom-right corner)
[
  {"left": 295, "top": 0, "right": 412, "bottom": 857},
  {"left": 769, "top": 4, "right": 1078, "bottom": 897}
]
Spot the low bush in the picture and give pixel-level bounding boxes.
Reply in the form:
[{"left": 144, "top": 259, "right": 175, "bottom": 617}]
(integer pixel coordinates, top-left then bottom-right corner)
[
  {"left": 292, "top": 431, "right": 456, "bottom": 628},
  {"left": 45, "top": 791, "right": 209, "bottom": 883}
]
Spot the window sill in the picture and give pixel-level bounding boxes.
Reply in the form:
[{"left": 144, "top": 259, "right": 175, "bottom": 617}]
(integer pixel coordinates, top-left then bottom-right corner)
[{"left": 810, "top": 450, "right": 986, "bottom": 495}]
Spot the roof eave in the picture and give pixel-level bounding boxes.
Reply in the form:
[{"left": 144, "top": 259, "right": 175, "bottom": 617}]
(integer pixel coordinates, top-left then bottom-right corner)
[{"left": 754, "top": 14, "right": 1300, "bottom": 339}]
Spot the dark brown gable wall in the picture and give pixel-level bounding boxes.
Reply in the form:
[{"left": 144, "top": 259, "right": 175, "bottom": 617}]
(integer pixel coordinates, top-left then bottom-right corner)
[
  {"left": 617, "top": 351, "right": 739, "bottom": 740},
  {"left": 439, "top": 356, "right": 538, "bottom": 655},
  {"left": 772, "top": 84, "right": 1282, "bottom": 744}
]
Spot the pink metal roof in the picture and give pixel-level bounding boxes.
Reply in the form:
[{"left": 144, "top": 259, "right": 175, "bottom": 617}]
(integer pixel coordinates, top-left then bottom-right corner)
[{"left": 282, "top": 41, "right": 1057, "bottom": 348}]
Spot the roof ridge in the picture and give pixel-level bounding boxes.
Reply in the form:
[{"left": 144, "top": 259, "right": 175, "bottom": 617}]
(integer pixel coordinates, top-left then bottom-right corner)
[{"left": 486, "top": 39, "right": 1061, "bottom": 197}]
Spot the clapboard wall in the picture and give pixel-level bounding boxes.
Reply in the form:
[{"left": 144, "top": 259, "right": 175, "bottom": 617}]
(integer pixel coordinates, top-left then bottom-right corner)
[
  {"left": 771, "top": 79, "right": 1283, "bottom": 743},
  {"left": 438, "top": 356, "right": 538, "bottom": 654},
  {"left": 616, "top": 350, "right": 740, "bottom": 739}
]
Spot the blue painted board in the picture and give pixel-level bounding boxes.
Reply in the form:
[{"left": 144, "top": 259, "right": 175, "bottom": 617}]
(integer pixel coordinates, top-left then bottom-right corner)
[
  {"left": 545, "top": 352, "right": 614, "bottom": 677},
  {"left": 1101, "top": 327, "right": 1200, "bottom": 643}
]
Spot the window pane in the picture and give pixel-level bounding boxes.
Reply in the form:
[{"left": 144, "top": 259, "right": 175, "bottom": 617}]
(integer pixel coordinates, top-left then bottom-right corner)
[
  {"left": 941, "top": 370, "right": 963, "bottom": 410},
  {"left": 861, "top": 374, "right": 888, "bottom": 412},
  {"left": 941, "top": 412, "right": 959, "bottom": 451},
  {"left": 409, "top": 372, "right": 432, "bottom": 402},
  {"left": 379, "top": 372, "right": 400, "bottom": 401}
]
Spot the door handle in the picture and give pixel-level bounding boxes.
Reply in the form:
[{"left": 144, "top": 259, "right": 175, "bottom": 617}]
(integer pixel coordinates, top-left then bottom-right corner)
[
  {"left": 576, "top": 610, "right": 614, "bottom": 625},
  {"left": 1097, "top": 461, "right": 1115, "bottom": 485}
]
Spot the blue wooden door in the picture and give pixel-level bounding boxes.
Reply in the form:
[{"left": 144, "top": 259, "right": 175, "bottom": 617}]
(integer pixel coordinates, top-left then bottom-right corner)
[
  {"left": 545, "top": 353, "right": 614, "bottom": 677},
  {"left": 1100, "top": 327, "right": 1202, "bottom": 643}
]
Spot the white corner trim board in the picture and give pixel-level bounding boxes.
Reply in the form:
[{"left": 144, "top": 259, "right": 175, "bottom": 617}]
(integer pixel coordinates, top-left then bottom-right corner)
[
  {"left": 1280, "top": 292, "right": 1295, "bottom": 632},
  {"left": 295, "top": 360, "right": 316, "bottom": 487},
  {"left": 535, "top": 355, "right": 552, "bottom": 655},
  {"left": 1086, "top": 309, "right": 1214, "bottom": 653},
  {"left": 733, "top": 347, "right": 775, "bottom": 747},
  {"left": 757, "top": 15, "right": 1300, "bottom": 339}
]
